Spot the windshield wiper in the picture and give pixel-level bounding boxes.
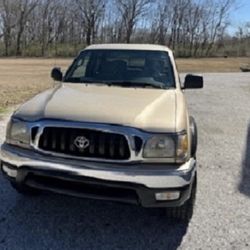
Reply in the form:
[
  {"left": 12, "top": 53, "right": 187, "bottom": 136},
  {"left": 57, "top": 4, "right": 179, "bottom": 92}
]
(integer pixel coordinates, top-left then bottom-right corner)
[
  {"left": 77, "top": 79, "right": 114, "bottom": 86},
  {"left": 65, "top": 78, "right": 167, "bottom": 89},
  {"left": 106, "top": 81, "right": 166, "bottom": 89}
]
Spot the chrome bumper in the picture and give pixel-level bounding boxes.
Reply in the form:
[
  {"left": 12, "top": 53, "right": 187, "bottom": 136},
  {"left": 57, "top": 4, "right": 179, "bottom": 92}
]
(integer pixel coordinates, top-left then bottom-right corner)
[{"left": 0, "top": 143, "right": 196, "bottom": 189}]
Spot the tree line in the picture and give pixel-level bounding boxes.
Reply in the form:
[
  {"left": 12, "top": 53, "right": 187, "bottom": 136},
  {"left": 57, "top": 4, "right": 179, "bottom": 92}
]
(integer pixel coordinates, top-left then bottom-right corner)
[{"left": 0, "top": 0, "right": 249, "bottom": 57}]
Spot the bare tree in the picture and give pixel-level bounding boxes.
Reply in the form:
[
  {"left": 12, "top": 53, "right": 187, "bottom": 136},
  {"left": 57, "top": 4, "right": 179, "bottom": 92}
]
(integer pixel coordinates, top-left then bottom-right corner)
[
  {"left": 15, "top": 0, "right": 39, "bottom": 55},
  {"left": 235, "top": 22, "right": 250, "bottom": 56},
  {"left": 75, "top": 0, "right": 105, "bottom": 45},
  {"left": 115, "top": 0, "right": 150, "bottom": 43},
  {"left": 0, "top": 0, "right": 242, "bottom": 57},
  {"left": 39, "top": 0, "right": 54, "bottom": 56},
  {"left": 204, "top": 0, "right": 235, "bottom": 56},
  {"left": 149, "top": 0, "right": 172, "bottom": 45},
  {"left": 0, "top": 0, "right": 17, "bottom": 55}
]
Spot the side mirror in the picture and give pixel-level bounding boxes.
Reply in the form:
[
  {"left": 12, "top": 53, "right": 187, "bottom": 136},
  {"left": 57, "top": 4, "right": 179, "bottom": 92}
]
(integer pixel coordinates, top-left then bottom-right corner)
[
  {"left": 183, "top": 74, "right": 203, "bottom": 89},
  {"left": 51, "top": 67, "right": 63, "bottom": 81}
]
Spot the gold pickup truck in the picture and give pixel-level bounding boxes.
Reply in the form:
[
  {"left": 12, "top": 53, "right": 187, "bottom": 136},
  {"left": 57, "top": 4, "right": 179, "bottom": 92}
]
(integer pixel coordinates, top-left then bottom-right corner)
[{"left": 0, "top": 44, "right": 203, "bottom": 221}]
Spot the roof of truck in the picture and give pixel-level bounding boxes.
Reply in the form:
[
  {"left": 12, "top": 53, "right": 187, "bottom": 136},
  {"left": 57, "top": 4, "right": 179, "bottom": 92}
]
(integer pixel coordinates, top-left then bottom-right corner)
[{"left": 85, "top": 44, "right": 172, "bottom": 53}]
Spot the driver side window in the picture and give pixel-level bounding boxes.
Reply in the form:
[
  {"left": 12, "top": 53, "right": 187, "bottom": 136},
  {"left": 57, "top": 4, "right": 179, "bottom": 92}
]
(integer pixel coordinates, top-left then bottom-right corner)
[{"left": 71, "top": 55, "right": 90, "bottom": 78}]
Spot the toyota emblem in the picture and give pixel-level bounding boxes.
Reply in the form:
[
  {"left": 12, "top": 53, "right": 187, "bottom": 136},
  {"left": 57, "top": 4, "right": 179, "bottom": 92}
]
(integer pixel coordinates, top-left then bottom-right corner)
[{"left": 74, "top": 136, "right": 90, "bottom": 150}]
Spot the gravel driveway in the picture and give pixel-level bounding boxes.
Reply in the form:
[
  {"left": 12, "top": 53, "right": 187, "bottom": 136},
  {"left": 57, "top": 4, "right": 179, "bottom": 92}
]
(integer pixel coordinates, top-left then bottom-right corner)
[{"left": 0, "top": 73, "right": 250, "bottom": 250}]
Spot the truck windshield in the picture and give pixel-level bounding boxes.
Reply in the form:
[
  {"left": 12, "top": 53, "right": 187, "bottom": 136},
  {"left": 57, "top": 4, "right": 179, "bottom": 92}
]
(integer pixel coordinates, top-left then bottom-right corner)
[{"left": 64, "top": 50, "right": 175, "bottom": 89}]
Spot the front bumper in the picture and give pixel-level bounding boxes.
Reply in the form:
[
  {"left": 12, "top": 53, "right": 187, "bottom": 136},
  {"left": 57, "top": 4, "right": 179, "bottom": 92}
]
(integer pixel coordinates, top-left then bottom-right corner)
[{"left": 0, "top": 143, "right": 196, "bottom": 207}]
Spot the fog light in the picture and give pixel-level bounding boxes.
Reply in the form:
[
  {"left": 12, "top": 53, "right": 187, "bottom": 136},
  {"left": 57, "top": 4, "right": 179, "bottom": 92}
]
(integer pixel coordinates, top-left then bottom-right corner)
[
  {"left": 155, "top": 191, "right": 180, "bottom": 201},
  {"left": 2, "top": 164, "right": 17, "bottom": 178}
]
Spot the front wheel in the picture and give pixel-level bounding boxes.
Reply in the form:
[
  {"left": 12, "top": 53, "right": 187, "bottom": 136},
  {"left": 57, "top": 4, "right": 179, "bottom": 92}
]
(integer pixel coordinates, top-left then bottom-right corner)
[
  {"left": 165, "top": 176, "right": 197, "bottom": 222},
  {"left": 190, "top": 116, "right": 198, "bottom": 157}
]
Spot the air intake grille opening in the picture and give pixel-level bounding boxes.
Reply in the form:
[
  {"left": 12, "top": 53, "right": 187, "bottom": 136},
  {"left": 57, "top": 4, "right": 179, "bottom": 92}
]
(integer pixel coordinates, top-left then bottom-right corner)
[
  {"left": 27, "top": 175, "right": 138, "bottom": 203},
  {"left": 134, "top": 136, "right": 143, "bottom": 153},
  {"left": 31, "top": 126, "right": 39, "bottom": 142},
  {"left": 38, "top": 127, "right": 130, "bottom": 160}
]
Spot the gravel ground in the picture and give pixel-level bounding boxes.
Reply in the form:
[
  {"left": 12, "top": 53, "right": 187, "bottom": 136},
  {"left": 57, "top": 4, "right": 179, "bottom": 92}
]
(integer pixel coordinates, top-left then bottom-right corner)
[{"left": 0, "top": 73, "right": 250, "bottom": 250}]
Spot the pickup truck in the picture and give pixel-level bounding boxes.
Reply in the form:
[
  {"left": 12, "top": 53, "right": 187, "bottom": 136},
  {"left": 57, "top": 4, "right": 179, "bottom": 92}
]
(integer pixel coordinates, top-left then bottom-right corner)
[{"left": 0, "top": 44, "right": 203, "bottom": 221}]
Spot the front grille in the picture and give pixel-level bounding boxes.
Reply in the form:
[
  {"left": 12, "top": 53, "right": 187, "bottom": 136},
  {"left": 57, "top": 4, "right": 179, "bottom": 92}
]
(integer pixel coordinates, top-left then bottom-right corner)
[{"left": 38, "top": 127, "right": 130, "bottom": 160}]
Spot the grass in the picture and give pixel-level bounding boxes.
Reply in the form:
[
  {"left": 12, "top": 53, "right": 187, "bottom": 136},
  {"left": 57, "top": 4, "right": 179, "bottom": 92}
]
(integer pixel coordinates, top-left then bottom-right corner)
[
  {"left": 0, "top": 57, "right": 249, "bottom": 112},
  {"left": 0, "top": 107, "right": 6, "bottom": 113}
]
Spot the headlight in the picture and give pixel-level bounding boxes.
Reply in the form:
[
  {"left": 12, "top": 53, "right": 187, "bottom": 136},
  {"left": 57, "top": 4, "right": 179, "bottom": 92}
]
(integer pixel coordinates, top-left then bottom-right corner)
[
  {"left": 143, "top": 135, "right": 175, "bottom": 158},
  {"left": 143, "top": 133, "right": 189, "bottom": 161},
  {"left": 6, "top": 119, "right": 30, "bottom": 147}
]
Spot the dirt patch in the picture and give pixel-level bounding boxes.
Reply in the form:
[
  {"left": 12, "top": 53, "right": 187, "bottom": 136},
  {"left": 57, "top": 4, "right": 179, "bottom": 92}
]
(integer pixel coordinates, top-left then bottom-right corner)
[
  {"left": 176, "top": 57, "right": 250, "bottom": 73},
  {"left": 0, "top": 58, "right": 71, "bottom": 111}
]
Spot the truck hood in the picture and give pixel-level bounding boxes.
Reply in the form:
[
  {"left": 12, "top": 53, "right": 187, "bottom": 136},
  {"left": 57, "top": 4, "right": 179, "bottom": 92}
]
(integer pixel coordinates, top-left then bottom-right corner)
[{"left": 15, "top": 84, "right": 177, "bottom": 133}]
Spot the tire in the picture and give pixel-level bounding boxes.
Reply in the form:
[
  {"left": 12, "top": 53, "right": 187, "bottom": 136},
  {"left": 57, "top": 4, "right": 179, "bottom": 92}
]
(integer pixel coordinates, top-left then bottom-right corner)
[
  {"left": 165, "top": 176, "right": 197, "bottom": 222},
  {"left": 10, "top": 182, "right": 40, "bottom": 196},
  {"left": 189, "top": 116, "right": 198, "bottom": 157}
]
